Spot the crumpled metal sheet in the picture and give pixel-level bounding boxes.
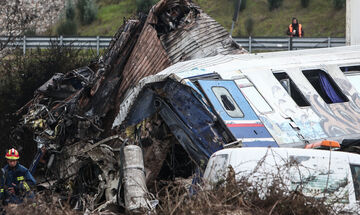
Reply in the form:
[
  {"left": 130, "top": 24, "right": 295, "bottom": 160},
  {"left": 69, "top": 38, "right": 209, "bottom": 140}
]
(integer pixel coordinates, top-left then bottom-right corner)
[
  {"left": 37, "top": 67, "right": 95, "bottom": 99},
  {"left": 115, "top": 0, "right": 245, "bottom": 104},
  {"left": 157, "top": 5, "right": 243, "bottom": 63}
]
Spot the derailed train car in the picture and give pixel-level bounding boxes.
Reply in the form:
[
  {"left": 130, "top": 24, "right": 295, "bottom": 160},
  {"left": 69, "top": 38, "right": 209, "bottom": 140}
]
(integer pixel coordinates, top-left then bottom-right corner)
[
  {"left": 113, "top": 45, "right": 360, "bottom": 171},
  {"left": 11, "top": 0, "right": 360, "bottom": 211}
]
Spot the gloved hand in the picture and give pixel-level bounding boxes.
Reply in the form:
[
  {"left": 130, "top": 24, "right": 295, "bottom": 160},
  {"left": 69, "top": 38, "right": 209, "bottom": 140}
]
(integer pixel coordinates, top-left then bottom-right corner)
[{"left": 7, "top": 183, "right": 17, "bottom": 195}]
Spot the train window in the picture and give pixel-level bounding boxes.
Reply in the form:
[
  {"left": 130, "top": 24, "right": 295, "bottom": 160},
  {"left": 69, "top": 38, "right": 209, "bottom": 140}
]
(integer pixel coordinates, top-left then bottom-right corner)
[
  {"left": 235, "top": 79, "right": 273, "bottom": 113},
  {"left": 303, "top": 69, "right": 349, "bottom": 104},
  {"left": 340, "top": 66, "right": 360, "bottom": 93},
  {"left": 273, "top": 72, "right": 310, "bottom": 107},
  {"left": 212, "top": 87, "right": 244, "bottom": 118},
  {"left": 340, "top": 65, "right": 360, "bottom": 73}
]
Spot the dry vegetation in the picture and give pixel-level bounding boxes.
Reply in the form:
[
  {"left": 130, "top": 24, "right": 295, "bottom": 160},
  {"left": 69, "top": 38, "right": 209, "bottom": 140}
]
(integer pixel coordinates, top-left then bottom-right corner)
[
  {"left": 154, "top": 170, "right": 335, "bottom": 215},
  {"left": 1, "top": 172, "right": 338, "bottom": 215}
]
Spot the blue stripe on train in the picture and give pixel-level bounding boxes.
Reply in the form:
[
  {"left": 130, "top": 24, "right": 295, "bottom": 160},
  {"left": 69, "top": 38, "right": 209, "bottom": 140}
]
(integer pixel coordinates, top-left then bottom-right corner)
[
  {"left": 242, "top": 141, "right": 279, "bottom": 147},
  {"left": 228, "top": 126, "right": 273, "bottom": 139}
]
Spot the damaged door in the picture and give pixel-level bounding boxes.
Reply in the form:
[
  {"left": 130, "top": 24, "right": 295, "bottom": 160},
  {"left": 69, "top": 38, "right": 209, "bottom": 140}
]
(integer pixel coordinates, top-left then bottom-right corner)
[{"left": 198, "top": 80, "right": 277, "bottom": 147}]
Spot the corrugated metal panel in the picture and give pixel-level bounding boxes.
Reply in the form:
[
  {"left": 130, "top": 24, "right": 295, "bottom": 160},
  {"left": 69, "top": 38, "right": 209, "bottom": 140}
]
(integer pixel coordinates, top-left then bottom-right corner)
[
  {"left": 160, "top": 12, "right": 244, "bottom": 64},
  {"left": 116, "top": 24, "right": 172, "bottom": 100}
]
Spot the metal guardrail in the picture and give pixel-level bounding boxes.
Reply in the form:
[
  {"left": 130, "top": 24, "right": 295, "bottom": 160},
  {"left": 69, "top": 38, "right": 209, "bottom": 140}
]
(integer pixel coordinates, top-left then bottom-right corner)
[
  {"left": 0, "top": 36, "right": 112, "bottom": 55},
  {"left": 234, "top": 37, "right": 346, "bottom": 53},
  {"left": 0, "top": 36, "right": 346, "bottom": 55}
]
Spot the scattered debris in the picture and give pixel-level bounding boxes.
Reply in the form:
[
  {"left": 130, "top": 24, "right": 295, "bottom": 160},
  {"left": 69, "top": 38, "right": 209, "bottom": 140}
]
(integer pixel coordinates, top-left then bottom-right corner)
[{"left": 12, "top": 0, "right": 245, "bottom": 213}]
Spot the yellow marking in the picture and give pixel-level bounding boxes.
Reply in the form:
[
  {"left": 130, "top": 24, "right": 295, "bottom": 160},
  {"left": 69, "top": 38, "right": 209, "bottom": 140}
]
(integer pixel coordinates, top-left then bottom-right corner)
[{"left": 23, "top": 182, "right": 30, "bottom": 192}]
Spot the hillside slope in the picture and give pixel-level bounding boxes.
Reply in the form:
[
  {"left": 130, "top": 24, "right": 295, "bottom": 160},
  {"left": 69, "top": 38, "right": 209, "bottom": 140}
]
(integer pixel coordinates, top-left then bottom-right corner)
[
  {"left": 196, "top": 0, "right": 346, "bottom": 37},
  {"left": 79, "top": 0, "right": 345, "bottom": 37}
]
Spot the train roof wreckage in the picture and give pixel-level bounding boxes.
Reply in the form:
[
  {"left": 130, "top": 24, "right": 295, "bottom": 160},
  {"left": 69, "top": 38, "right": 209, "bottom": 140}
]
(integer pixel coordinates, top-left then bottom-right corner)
[{"left": 11, "top": 0, "right": 360, "bottom": 213}]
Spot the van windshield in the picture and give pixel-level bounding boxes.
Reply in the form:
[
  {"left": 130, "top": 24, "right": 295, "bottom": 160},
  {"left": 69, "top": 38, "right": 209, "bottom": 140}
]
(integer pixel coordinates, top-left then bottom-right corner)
[{"left": 289, "top": 155, "right": 350, "bottom": 203}]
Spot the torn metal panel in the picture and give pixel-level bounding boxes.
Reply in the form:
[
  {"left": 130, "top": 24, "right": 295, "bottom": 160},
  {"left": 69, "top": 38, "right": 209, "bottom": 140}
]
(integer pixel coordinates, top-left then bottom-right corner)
[
  {"left": 36, "top": 66, "right": 94, "bottom": 99},
  {"left": 112, "top": 74, "right": 170, "bottom": 128},
  {"left": 116, "top": 24, "right": 172, "bottom": 101},
  {"left": 118, "top": 80, "right": 234, "bottom": 170},
  {"left": 155, "top": 81, "right": 234, "bottom": 167},
  {"left": 103, "top": 20, "right": 144, "bottom": 70},
  {"left": 159, "top": 12, "right": 242, "bottom": 63}
]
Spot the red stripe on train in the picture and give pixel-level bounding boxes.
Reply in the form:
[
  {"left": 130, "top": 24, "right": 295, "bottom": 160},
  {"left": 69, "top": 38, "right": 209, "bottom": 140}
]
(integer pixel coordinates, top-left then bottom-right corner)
[{"left": 226, "top": 123, "right": 265, "bottom": 127}]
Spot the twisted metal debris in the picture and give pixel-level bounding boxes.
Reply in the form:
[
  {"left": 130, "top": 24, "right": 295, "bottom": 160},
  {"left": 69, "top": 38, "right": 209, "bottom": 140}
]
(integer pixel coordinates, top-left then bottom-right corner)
[{"left": 12, "top": 0, "right": 245, "bottom": 213}]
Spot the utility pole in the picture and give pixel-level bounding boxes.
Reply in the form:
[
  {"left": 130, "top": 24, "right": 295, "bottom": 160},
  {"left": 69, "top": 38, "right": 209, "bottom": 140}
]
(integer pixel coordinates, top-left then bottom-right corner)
[
  {"left": 346, "top": 0, "right": 360, "bottom": 45},
  {"left": 230, "top": 0, "right": 242, "bottom": 37}
]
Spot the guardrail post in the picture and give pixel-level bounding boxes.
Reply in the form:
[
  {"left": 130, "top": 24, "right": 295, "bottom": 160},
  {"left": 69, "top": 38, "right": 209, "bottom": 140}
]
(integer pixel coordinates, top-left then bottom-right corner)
[
  {"left": 60, "top": 35, "right": 63, "bottom": 46},
  {"left": 23, "top": 35, "right": 26, "bottom": 55},
  {"left": 288, "top": 37, "right": 293, "bottom": 51},
  {"left": 96, "top": 36, "right": 100, "bottom": 56},
  {"left": 249, "top": 36, "right": 252, "bottom": 53},
  {"left": 328, "top": 37, "right": 331, "bottom": 48}
]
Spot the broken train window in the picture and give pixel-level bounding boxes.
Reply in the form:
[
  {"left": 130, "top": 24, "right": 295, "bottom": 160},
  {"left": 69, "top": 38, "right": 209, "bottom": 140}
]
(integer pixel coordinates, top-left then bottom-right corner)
[
  {"left": 273, "top": 72, "right": 310, "bottom": 107},
  {"left": 302, "top": 69, "right": 349, "bottom": 104},
  {"left": 211, "top": 86, "right": 244, "bottom": 118},
  {"left": 340, "top": 65, "right": 360, "bottom": 94}
]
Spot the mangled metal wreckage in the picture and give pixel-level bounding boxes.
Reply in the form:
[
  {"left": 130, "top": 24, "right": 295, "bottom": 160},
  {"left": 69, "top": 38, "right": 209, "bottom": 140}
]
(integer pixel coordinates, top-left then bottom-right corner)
[
  {"left": 13, "top": 0, "right": 360, "bottom": 212},
  {"left": 12, "top": 0, "right": 245, "bottom": 212}
]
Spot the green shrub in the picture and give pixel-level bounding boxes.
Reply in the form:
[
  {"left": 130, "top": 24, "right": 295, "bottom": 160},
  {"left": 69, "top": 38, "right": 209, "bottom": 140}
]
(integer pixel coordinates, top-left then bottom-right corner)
[
  {"left": 301, "top": 0, "right": 310, "bottom": 8},
  {"left": 65, "top": 0, "right": 76, "bottom": 20},
  {"left": 77, "top": 0, "right": 97, "bottom": 24},
  {"left": 332, "top": 0, "right": 345, "bottom": 10},
  {"left": 136, "top": 0, "right": 158, "bottom": 13},
  {"left": 245, "top": 17, "right": 254, "bottom": 36},
  {"left": 267, "top": 0, "right": 283, "bottom": 11},
  {"left": 24, "top": 27, "right": 36, "bottom": 36},
  {"left": 56, "top": 19, "right": 78, "bottom": 36},
  {"left": 240, "top": 0, "right": 247, "bottom": 11}
]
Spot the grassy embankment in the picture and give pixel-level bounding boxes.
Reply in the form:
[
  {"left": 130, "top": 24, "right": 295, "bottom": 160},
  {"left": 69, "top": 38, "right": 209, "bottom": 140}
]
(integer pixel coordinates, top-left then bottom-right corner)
[{"left": 78, "top": 0, "right": 345, "bottom": 37}]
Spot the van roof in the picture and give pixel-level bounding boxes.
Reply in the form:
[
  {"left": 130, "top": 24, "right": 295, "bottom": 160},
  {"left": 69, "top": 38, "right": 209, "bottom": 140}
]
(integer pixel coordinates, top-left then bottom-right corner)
[{"left": 212, "top": 147, "right": 360, "bottom": 160}]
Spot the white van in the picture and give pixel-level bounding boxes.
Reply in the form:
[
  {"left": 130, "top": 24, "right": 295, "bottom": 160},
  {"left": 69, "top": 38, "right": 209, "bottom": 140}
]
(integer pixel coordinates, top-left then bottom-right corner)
[{"left": 203, "top": 147, "right": 360, "bottom": 211}]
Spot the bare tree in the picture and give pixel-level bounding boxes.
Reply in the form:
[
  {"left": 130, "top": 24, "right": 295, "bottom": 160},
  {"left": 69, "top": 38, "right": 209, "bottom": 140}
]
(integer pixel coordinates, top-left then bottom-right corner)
[{"left": 0, "top": 0, "right": 37, "bottom": 54}]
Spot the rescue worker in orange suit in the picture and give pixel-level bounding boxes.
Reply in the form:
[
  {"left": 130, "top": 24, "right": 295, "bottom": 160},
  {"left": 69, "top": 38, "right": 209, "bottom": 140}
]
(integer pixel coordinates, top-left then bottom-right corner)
[
  {"left": 0, "top": 148, "right": 36, "bottom": 205},
  {"left": 287, "top": 17, "right": 304, "bottom": 37}
]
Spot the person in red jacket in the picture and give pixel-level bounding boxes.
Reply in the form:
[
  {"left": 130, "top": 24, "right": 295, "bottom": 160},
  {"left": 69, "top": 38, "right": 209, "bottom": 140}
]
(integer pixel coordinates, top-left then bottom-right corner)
[{"left": 287, "top": 17, "right": 304, "bottom": 37}]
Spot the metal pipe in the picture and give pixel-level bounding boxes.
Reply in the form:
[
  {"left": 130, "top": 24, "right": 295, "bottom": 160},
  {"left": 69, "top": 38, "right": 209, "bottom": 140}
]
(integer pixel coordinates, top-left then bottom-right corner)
[
  {"left": 230, "top": 0, "right": 242, "bottom": 36},
  {"left": 122, "top": 145, "right": 149, "bottom": 213}
]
